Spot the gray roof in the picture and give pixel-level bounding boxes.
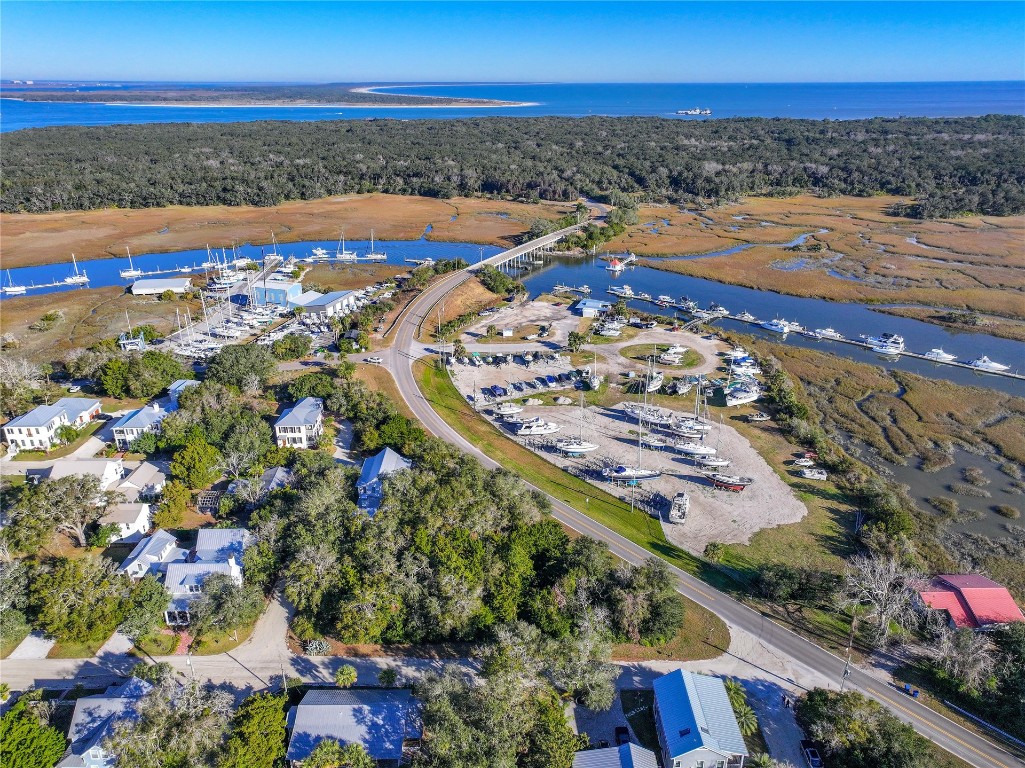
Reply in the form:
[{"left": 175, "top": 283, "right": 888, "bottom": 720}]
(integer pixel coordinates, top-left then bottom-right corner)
[
  {"left": 113, "top": 403, "right": 169, "bottom": 432},
  {"left": 43, "top": 459, "right": 122, "bottom": 486},
  {"left": 101, "top": 502, "right": 149, "bottom": 526},
  {"left": 574, "top": 743, "right": 660, "bottom": 768},
  {"left": 131, "top": 277, "right": 192, "bottom": 291},
  {"left": 286, "top": 689, "right": 420, "bottom": 762},
  {"left": 194, "top": 527, "right": 251, "bottom": 562},
  {"left": 261, "top": 466, "right": 294, "bottom": 494},
  {"left": 357, "top": 447, "right": 411, "bottom": 491},
  {"left": 53, "top": 397, "right": 101, "bottom": 422},
  {"left": 293, "top": 290, "right": 326, "bottom": 306},
  {"left": 653, "top": 671, "right": 748, "bottom": 759},
  {"left": 276, "top": 397, "right": 323, "bottom": 428},
  {"left": 119, "top": 529, "right": 181, "bottom": 575},
  {"left": 120, "top": 461, "right": 166, "bottom": 490},
  {"left": 168, "top": 379, "right": 200, "bottom": 397},
  {"left": 3, "top": 402, "right": 65, "bottom": 430},
  {"left": 576, "top": 298, "right": 611, "bottom": 311},
  {"left": 304, "top": 290, "right": 354, "bottom": 309},
  {"left": 164, "top": 562, "right": 236, "bottom": 595},
  {"left": 57, "top": 678, "right": 152, "bottom": 767}
]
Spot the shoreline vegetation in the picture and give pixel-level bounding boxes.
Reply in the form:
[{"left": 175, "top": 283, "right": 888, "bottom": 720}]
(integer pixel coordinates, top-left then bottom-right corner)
[{"left": 4, "top": 82, "right": 525, "bottom": 108}]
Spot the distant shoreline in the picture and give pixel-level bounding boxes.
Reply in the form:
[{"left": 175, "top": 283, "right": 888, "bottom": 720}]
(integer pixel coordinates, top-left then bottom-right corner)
[{"left": 1, "top": 96, "right": 537, "bottom": 109}]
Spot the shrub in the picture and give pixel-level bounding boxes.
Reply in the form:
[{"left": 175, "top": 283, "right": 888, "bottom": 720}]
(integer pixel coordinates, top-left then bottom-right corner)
[
  {"left": 304, "top": 638, "right": 330, "bottom": 656},
  {"left": 994, "top": 504, "right": 1021, "bottom": 520}
]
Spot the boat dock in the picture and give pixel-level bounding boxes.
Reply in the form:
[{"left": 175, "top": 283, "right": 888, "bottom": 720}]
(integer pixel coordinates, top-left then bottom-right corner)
[{"left": 552, "top": 284, "right": 591, "bottom": 295}]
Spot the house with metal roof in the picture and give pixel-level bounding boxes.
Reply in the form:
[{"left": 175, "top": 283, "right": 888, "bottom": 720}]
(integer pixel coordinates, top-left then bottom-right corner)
[
  {"left": 253, "top": 279, "right": 303, "bottom": 307},
  {"left": 99, "top": 502, "right": 151, "bottom": 544},
  {"left": 33, "top": 459, "right": 125, "bottom": 491},
  {"left": 112, "top": 402, "right": 172, "bottom": 449},
  {"left": 164, "top": 560, "right": 243, "bottom": 625},
  {"left": 652, "top": 670, "right": 748, "bottom": 768},
  {"left": 117, "top": 461, "right": 167, "bottom": 503},
  {"left": 574, "top": 298, "right": 612, "bottom": 318},
  {"left": 194, "top": 527, "right": 252, "bottom": 563},
  {"left": 274, "top": 397, "right": 324, "bottom": 449},
  {"left": 918, "top": 574, "right": 1025, "bottom": 630},
  {"left": 357, "top": 447, "right": 412, "bottom": 516},
  {"left": 302, "top": 290, "right": 358, "bottom": 317},
  {"left": 286, "top": 688, "right": 422, "bottom": 767},
  {"left": 1, "top": 397, "right": 101, "bottom": 453},
  {"left": 167, "top": 378, "right": 200, "bottom": 406},
  {"left": 131, "top": 277, "right": 192, "bottom": 295},
  {"left": 56, "top": 677, "right": 153, "bottom": 768},
  {"left": 118, "top": 529, "right": 189, "bottom": 580},
  {"left": 574, "top": 743, "right": 660, "bottom": 768}
]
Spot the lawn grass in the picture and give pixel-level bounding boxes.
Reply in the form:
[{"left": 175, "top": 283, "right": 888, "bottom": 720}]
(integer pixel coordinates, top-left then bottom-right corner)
[
  {"left": 612, "top": 601, "right": 729, "bottom": 663},
  {"left": 619, "top": 343, "right": 702, "bottom": 370},
  {"left": 1, "top": 625, "right": 31, "bottom": 659},
  {"left": 48, "top": 638, "right": 106, "bottom": 659},
  {"left": 9, "top": 420, "right": 103, "bottom": 461},
  {"left": 135, "top": 632, "right": 181, "bottom": 657},
  {"left": 191, "top": 621, "right": 257, "bottom": 655},
  {"left": 620, "top": 690, "right": 659, "bottom": 753},
  {"left": 352, "top": 364, "right": 417, "bottom": 420}
]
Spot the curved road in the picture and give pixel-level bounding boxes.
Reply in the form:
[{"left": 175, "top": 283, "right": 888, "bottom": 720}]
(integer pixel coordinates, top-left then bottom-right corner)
[{"left": 385, "top": 255, "right": 1023, "bottom": 767}]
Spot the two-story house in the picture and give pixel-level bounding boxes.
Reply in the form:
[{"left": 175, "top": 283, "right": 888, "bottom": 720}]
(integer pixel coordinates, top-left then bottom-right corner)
[
  {"left": 356, "top": 447, "right": 412, "bottom": 516},
  {"left": 56, "top": 678, "right": 153, "bottom": 768},
  {"left": 163, "top": 528, "right": 252, "bottom": 625},
  {"left": 111, "top": 402, "right": 172, "bottom": 450},
  {"left": 274, "top": 397, "right": 324, "bottom": 449},
  {"left": 653, "top": 670, "right": 749, "bottom": 768},
  {"left": 118, "top": 529, "right": 189, "bottom": 580},
  {"left": 2, "top": 397, "right": 101, "bottom": 453}
]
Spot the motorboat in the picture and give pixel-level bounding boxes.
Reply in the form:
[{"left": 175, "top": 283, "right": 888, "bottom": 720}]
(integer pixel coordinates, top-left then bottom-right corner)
[
  {"left": 669, "top": 379, "right": 694, "bottom": 396},
  {"left": 730, "top": 363, "right": 762, "bottom": 376},
  {"left": 556, "top": 438, "right": 599, "bottom": 454},
  {"left": 516, "top": 421, "right": 561, "bottom": 436},
  {"left": 597, "top": 326, "right": 622, "bottom": 337},
  {"left": 677, "top": 298, "right": 698, "bottom": 311},
  {"left": 861, "top": 333, "right": 905, "bottom": 352},
  {"left": 659, "top": 353, "right": 682, "bottom": 365},
  {"left": 802, "top": 330, "right": 823, "bottom": 340},
  {"left": 724, "top": 347, "right": 748, "bottom": 361},
  {"left": 736, "top": 311, "right": 758, "bottom": 322},
  {"left": 815, "top": 328, "right": 845, "bottom": 341},
  {"left": 657, "top": 295, "right": 674, "bottom": 304},
  {"left": 725, "top": 387, "right": 761, "bottom": 407},
  {"left": 968, "top": 356, "right": 1010, "bottom": 372},
  {"left": 645, "top": 371, "right": 665, "bottom": 393},
  {"left": 670, "top": 492, "right": 690, "bottom": 521},
  {"left": 705, "top": 472, "right": 754, "bottom": 492},
  {"left": 666, "top": 344, "right": 689, "bottom": 355},
  {"left": 708, "top": 302, "right": 729, "bottom": 316},
  {"left": 761, "top": 318, "right": 791, "bottom": 334},
  {"left": 637, "top": 292, "right": 653, "bottom": 301},
  {"left": 494, "top": 402, "right": 524, "bottom": 416},
  {"left": 747, "top": 412, "right": 771, "bottom": 423},
  {"left": 503, "top": 414, "right": 543, "bottom": 426},
  {"left": 800, "top": 468, "right": 829, "bottom": 481},
  {"left": 624, "top": 403, "right": 674, "bottom": 425},
  {"left": 607, "top": 284, "right": 634, "bottom": 297},
  {"left": 924, "top": 348, "right": 957, "bottom": 363},
  {"left": 794, "top": 457, "right": 816, "bottom": 467},
  {"left": 675, "top": 441, "right": 717, "bottom": 457},
  {"left": 310, "top": 247, "right": 332, "bottom": 261},
  {"left": 871, "top": 344, "right": 903, "bottom": 357},
  {"left": 602, "top": 465, "right": 662, "bottom": 481}
]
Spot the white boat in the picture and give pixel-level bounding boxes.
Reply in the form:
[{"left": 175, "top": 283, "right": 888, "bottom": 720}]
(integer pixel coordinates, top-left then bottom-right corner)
[
  {"left": 642, "top": 435, "right": 667, "bottom": 449},
  {"left": 670, "top": 379, "right": 694, "bottom": 396},
  {"left": 815, "top": 328, "right": 845, "bottom": 341},
  {"left": 736, "top": 311, "right": 758, "bottom": 322},
  {"left": 645, "top": 371, "right": 665, "bottom": 393},
  {"left": 637, "top": 292, "right": 653, "bottom": 301},
  {"left": 517, "top": 421, "right": 561, "bottom": 436},
  {"left": 334, "top": 232, "right": 358, "bottom": 260},
  {"left": 694, "top": 455, "right": 731, "bottom": 468},
  {"left": 802, "top": 330, "right": 823, "bottom": 340},
  {"left": 310, "top": 247, "right": 332, "bottom": 261},
  {"left": 666, "top": 344, "right": 689, "bottom": 355},
  {"left": 861, "top": 333, "right": 905, "bottom": 352},
  {"left": 671, "top": 418, "right": 711, "bottom": 433},
  {"left": 2, "top": 270, "right": 26, "bottom": 295},
  {"left": 624, "top": 403, "right": 674, "bottom": 425},
  {"left": 725, "top": 387, "right": 761, "bottom": 407},
  {"left": 119, "top": 248, "right": 143, "bottom": 279},
  {"left": 871, "top": 344, "right": 903, "bottom": 357},
  {"left": 675, "top": 441, "right": 717, "bottom": 456},
  {"left": 607, "top": 284, "right": 634, "bottom": 297},
  {"left": 968, "top": 356, "right": 1010, "bottom": 373},
  {"left": 556, "top": 439, "right": 599, "bottom": 454},
  {"left": 924, "top": 348, "right": 957, "bottom": 363},
  {"left": 794, "top": 457, "right": 816, "bottom": 467},
  {"left": 730, "top": 363, "right": 762, "bottom": 376},
  {"left": 503, "top": 414, "right": 543, "bottom": 426},
  {"left": 708, "top": 302, "right": 729, "bottom": 316},
  {"left": 761, "top": 318, "right": 791, "bottom": 334},
  {"left": 603, "top": 465, "right": 662, "bottom": 481},
  {"left": 597, "top": 327, "right": 622, "bottom": 337},
  {"left": 705, "top": 472, "right": 753, "bottom": 492},
  {"left": 494, "top": 402, "right": 524, "bottom": 416},
  {"left": 800, "top": 468, "right": 829, "bottom": 481},
  {"left": 659, "top": 353, "right": 682, "bottom": 365},
  {"left": 657, "top": 295, "right": 674, "bottom": 304},
  {"left": 670, "top": 492, "right": 690, "bottom": 520},
  {"left": 64, "top": 254, "right": 89, "bottom": 285},
  {"left": 747, "top": 412, "right": 771, "bottom": 423}
]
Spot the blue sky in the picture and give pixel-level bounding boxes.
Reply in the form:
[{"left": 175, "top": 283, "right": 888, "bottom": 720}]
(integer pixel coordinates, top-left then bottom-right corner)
[{"left": 2, "top": 1, "right": 1023, "bottom": 83}]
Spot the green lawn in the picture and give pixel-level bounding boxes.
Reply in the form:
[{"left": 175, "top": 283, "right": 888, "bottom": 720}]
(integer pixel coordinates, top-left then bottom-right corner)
[
  {"left": 48, "top": 638, "right": 106, "bottom": 658},
  {"left": 1, "top": 625, "right": 31, "bottom": 659},
  {"left": 619, "top": 343, "right": 703, "bottom": 369},
  {"left": 135, "top": 632, "right": 180, "bottom": 657},
  {"left": 10, "top": 420, "right": 103, "bottom": 461},
  {"left": 191, "top": 620, "right": 257, "bottom": 655}
]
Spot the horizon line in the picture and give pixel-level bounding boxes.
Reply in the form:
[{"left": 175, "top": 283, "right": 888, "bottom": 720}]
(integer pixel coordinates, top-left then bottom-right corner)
[{"left": 3, "top": 79, "right": 1024, "bottom": 86}]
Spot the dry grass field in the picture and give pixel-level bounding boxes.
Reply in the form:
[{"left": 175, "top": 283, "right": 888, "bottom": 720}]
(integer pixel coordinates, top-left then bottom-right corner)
[
  {"left": 1, "top": 194, "right": 574, "bottom": 269},
  {"left": 605, "top": 196, "right": 1025, "bottom": 319},
  {"left": 304, "top": 262, "right": 407, "bottom": 291},
  {"left": 0, "top": 287, "right": 201, "bottom": 364}
]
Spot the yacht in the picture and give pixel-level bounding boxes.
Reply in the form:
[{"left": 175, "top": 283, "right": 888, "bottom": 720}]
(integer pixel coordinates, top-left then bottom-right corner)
[
  {"left": 747, "top": 412, "right": 771, "bottom": 423},
  {"left": 2, "top": 270, "right": 27, "bottom": 295},
  {"left": 708, "top": 302, "right": 729, "bottom": 316},
  {"left": 802, "top": 330, "right": 823, "bottom": 340},
  {"left": 924, "top": 348, "right": 957, "bottom": 363},
  {"left": 556, "top": 439, "right": 599, "bottom": 454},
  {"left": 815, "top": 328, "right": 845, "bottom": 341},
  {"left": 365, "top": 230, "right": 387, "bottom": 261},
  {"left": 677, "top": 297, "right": 698, "bottom": 311},
  {"left": 723, "top": 346, "right": 748, "bottom": 361},
  {"left": 657, "top": 295, "right": 674, "bottom": 304},
  {"left": 861, "top": 333, "right": 905, "bottom": 352},
  {"left": 871, "top": 343, "right": 903, "bottom": 357},
  {"left": 968, "top": 356, "right": 1011, "bottom": 373},
  {"left": 666, "top": 344, "right": 689, "bottom": 355},
  {"left": 503, "top": 414, "right": 543, "bottom": 426},
  {"left": 602, "top": 465, "right": 662, "bottom": 481},
  {"left": 334, "top": 232, "right": 358, "bottom": 261},
  {"left": 670, "top": 492, "right": 690, "bottom": 521},
  {"left": 725, "top": 387, "right": 761, "bottom": 407},
  {"left": 607, "top": 284, "right": 634, "bottom": 297},
  {"left": 119, "top": 248, "right": 143, "bottom": 279},
  {"left": 669, "top": 379, "right": 694, "bottom": 396},
  {"left": 494, "top": 402, "right": 524, "bottom": 416},
  {"left": 800, "top": 468, "right": 829, "bottom": 481},
  {"left": 309, "top": 247, "right": 332, "bottom": 261},
  {"left": 705, "top": 472, "right": 754, "bottom": 492},
  {"left": 761, "top": 318, "right": 791, "bottom": 334},
  {"left": 516, "top": 421, "right": 561, "bottom": 436},
  {"left": 624, "top": 403, "right": 674, "bottom": 425},
  {"left": 736, "top": 311, "right": 758, "bottom": 322},
  {"left": 659, "top": 353, "right": 682, "bottom": 365},
  {"left": 675, "top": 441, "right": 717, "bottom": 457}
]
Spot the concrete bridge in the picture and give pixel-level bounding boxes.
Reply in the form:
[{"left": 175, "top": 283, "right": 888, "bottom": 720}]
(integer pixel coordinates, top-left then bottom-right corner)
[{"left": 476, "top": 222, "right": 585, "bottom": 274}]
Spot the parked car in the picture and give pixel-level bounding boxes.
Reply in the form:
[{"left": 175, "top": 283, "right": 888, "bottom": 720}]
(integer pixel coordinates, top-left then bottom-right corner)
[
  {"left": 801, "top": 740, "right": 823, "bottom": 768},
  {"left": 366, "top": 356, "right": 383, "bottom": 364},
  {"left": 614, "top": 726, "right": 630, "bottom": 746},
  {"left": 67, "top": 385, "right": 82, "bottom": 393}
]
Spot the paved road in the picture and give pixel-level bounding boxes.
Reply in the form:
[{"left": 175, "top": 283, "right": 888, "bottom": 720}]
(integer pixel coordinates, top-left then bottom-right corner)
[{"left": 384, "top": 251, "right": 1024, "bottom": 767}]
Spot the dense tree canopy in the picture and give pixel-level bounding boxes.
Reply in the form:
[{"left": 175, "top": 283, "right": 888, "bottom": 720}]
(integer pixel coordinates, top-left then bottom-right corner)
[
  {"left": 4, "top": 116, "right": 1023, "bottom": 217},
  {"left": 0, "top": 699, "right": 67, "bottom": 768}
]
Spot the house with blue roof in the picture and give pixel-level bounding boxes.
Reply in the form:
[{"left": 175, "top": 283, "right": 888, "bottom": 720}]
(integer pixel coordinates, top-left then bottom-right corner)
[
  {"left": 574, "top": 298, "right": 612, "bottom": 318},
  {"left": 357, "top": 447, "right": 412, "bottom": 516},
  {"left": 652, "top": 670, "right": 749, "bottom": 768},
  {"left": 57, "top": 677, "right": 153, "bottom": 768},
  {"left": 574, "top": 743, "right": 659, "bottom": 768},
  {"left": 112, "top": 402, "right": 172, "bottom": 450},
  {"left": 286, "top": 688, "right": 422, "bottom": 767}
]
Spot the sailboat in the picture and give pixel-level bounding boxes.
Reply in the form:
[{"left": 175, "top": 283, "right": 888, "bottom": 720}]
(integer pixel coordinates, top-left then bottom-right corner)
[
  {"left": 119, "top": 248, "right": 143, "bottom": 279},
  {"left": 64, "top": 254, "right": 89, "bottom": 285},
  {"left": 556, "top": 393, "right": 599, "bottom": 454},
  {"left": 704, "top": 472, "right": 754, "bottom": 492},
  {"left": 693, "top": 415, "right": 731, "bottom": 467},
  {"left": 2, "top": 270, "right": 27, "bottom": 295},
  {"left": 603, "top": 388, "right": 662, "bottom": 481},
  {"left": 365, "top": 230, "right": 387, "bottom": 261},
  {"left": 335, "top": 231, "right": 358, "bottom": 261}
]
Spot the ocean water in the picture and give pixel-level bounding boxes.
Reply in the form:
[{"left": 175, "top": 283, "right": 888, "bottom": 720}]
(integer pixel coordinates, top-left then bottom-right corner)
[{"left": 2, "top": 81, "right": 1023, "bottom": 132}]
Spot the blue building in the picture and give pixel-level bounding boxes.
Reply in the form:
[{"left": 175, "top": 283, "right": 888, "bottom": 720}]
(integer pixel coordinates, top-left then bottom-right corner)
[
  {"left": 252, "top": 279, "right": 303, "bottom": 307},
  {"left": 575, "top": 298, "right": 612, "bottom": 318}
]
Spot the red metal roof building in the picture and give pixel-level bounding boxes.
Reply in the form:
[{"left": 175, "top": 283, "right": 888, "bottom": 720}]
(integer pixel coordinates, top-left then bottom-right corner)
[{"left": 919, "top": 574, "right": 1025, "bottom": 630}]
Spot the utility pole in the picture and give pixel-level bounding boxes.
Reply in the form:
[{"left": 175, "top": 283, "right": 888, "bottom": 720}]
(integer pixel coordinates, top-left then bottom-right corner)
[{"left": 840, "top": 615, "right": 857, "bottom": 692}]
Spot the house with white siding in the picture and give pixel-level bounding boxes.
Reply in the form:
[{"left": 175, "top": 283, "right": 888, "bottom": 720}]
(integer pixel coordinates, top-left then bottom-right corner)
[
  {"left": 118, "top": 529, "right": 189, "bottom": 580},
  {"left": 164, "top": 528, "right": 251, "bottom": 625},
  {"left": 111, "top": 403, "right": 171, "bottom": 449},
  {"left": 1, "top": 397, "right": 101, "bottom": 453},
  {"left": 357, "top": 447, "right": 412, "bottom": 516},
  {"left": 652, "top": 670, "right": 748, "bottom": 768},
  {"left": 274, "top": 397, "right": 324, "bottom": 449},
  {"left": 98, "top": 503, "right": 151, "bottom": 544},
  {"left": 57, "top": 678, "right": 153, "bottom": 768},
  {"left": 33, "top": 459, "right": 125, "bottom": 491}
]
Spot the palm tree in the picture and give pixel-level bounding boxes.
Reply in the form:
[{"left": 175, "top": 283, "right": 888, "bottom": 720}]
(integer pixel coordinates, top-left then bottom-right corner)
[
  {"left": 747, "top": 755, "right": 773, "bottom": 768},
  {"left": 723, "top": 678, "right": 747, "bottom": 710},
  {"left": 734, "top": 703, "right": 759, "bottom": 737},
  {"left": 334, "top": 664, "right": 357, "bottom": 689}
]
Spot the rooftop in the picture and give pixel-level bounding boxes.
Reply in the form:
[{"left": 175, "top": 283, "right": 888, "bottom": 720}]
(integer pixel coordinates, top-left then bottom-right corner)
[
  {"left": 100, "top": 502, "right": 149, "bottom": 526},
  {"left": 293, "top": 290, "right": 326, "bottom": 306},
  {"left": 576, "top": 298, "right": 612, "bottom": 310},
  {"left": 42, "top": 459, "right": 123, "bottom": 489},
  {"left": 131, "top": 277, "right": 192, "bottom": 290},
  {"left": 357, "top": 447, "right": 412, "bottom": 490},
  {"left": 52, "top": 397, "right": 101, "bottom": 421},
  {"left": 286, "top": 688, "right": 420, "bottom": 763},
  {"left": 573, "top": 743, "right": 659, "bottom": 768},
  {"left": 112, "top": 403, "right": 170, "bottom": 432},
  {"left": 57, "top": 678, "right": 152, "bottom": 767},
  {"left": 920, "top": 574, "right": 1025, "bottom": 629},
  {"left": 194, "top": 527, "right": 251, "bottom": 563},
  {"left": 653, "top": 670, "right": 748, "bottom": 759},
  {"left": 164, "top": 561, "right": 238, "bottom": 595},
  {"left": 275, "top": 397, "right": 323, "bottom": 429},
  {"left": 304, "top": 290, "right": 354, "bottom": 308},
  {"left": 3, "top": 402, "right": 65, "bottom": 430}
]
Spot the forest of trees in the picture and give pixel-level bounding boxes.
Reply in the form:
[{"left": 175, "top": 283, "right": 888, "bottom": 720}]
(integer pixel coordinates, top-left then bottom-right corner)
[{"left": 4, "top": 115, "right": 1023, "bottom": 217}]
